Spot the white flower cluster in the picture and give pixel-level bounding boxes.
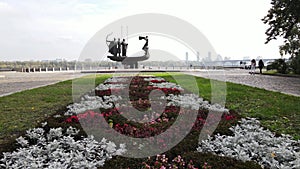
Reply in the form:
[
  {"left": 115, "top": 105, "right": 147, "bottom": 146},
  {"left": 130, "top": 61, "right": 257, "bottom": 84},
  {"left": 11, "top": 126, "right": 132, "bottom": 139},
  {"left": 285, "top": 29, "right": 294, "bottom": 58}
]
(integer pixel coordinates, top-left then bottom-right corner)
[
  {"left": 197, "top": 118, "right": 300, "bottom": 169},
  {"left": 0, "top": 127, "right": 126, "bottom": 169},
  {"left": 149, "top": 82, "right": 183, "bottom": 90},
  {"left": 65, "top": 95, "right": 122, "bottom": 115},
  {"left": 104, "top": 77, "right": 128, "bottom": 83},
  {"left": 95, "top": 83, "right": 126, "bottom": 91},
  {"left": 164, "top": 94, "right": 229, "bottom": 113},
  {"left": 143, "top": 77, "right": 166, "bottom": 81}
]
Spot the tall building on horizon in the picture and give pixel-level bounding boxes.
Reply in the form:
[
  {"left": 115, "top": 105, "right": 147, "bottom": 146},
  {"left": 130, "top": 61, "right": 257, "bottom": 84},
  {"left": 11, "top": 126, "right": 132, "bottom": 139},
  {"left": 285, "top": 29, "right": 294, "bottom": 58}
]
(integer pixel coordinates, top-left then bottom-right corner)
[
  {"left": 208, "top": 51, "right": 211, "bottom": 62},
  {"left": 186, "top": 52, "right": 188, "bottom": 64}
]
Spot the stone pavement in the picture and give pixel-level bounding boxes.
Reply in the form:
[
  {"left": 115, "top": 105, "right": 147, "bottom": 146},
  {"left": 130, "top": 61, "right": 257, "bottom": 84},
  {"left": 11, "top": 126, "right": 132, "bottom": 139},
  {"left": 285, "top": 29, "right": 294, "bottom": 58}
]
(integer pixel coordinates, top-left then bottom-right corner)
[
  {"left": 0, "top": 71, "right": 86, "bottom": 97},
  {"left": 185, "top": 69, "right": 300, "bottom": 97}
]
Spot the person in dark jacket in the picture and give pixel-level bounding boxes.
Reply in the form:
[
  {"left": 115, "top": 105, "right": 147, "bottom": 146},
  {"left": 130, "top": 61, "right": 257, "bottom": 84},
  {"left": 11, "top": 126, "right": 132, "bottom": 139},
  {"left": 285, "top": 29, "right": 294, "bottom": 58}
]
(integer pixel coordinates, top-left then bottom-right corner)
[{"left": 258, "top": 59, "right": 264, "bottom": 74}]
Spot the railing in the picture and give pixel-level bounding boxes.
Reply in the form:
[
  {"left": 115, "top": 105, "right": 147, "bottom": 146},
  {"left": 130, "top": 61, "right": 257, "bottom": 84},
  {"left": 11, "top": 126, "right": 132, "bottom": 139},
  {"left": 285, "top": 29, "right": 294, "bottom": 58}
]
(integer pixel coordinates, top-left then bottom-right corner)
[{"left": 8, "top": 65, "right": 246, "bottom": 73}]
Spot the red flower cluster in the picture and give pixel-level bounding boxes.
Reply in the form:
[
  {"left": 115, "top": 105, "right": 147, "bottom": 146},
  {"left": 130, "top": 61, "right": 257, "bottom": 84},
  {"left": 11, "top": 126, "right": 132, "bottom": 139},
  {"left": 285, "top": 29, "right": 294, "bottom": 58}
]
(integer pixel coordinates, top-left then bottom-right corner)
[
  {"left": 223, "top": 114, "right": 235, "bottom": 121},
  {"left": 65, "top": 115, "right": 79, "bottom": 123},
  {"left": 150, "top": 79, "right": 166, "bottom": 83},
  {"left": 95, "top": 88, "right": 123, "bottom": 97},
  {"left": 146, "top": 86, "right": 182, "bottom": 95},
  {"left": 77, "top": 110, "right": 103, "bottom": 119},
  {"left": 65, "top": 110, "right": 103, "bottom": 124},
  {"left": 114, "top": 123, "right": 164, "bottom": 138}
]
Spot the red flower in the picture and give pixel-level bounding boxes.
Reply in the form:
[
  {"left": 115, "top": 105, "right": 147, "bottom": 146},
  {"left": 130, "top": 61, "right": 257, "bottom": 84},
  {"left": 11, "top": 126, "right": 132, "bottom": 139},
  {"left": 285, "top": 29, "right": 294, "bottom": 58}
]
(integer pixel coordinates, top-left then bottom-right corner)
[
  {"left": 225, "top": 114, "right": 234, "bottom": 120},
  {"left": 65, "top": 115, "right": 79, "bottom": 123}
]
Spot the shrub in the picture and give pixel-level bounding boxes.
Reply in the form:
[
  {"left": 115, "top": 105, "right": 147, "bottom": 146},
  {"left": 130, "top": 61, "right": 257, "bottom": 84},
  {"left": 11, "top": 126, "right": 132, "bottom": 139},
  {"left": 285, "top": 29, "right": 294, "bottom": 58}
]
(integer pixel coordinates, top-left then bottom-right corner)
[
  {"left": 267, "top": 59, "right": 289, "bottom": 74},
  {"left": 290, "top": 54, "right": 300, "bottom": 74}
]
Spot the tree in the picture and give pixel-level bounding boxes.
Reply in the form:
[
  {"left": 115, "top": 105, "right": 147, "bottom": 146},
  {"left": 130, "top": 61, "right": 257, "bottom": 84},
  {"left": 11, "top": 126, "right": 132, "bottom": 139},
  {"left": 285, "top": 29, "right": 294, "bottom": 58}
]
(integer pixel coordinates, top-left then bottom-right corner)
[{"left": 262, "top": 0, "right": 300, "bottom": 73}]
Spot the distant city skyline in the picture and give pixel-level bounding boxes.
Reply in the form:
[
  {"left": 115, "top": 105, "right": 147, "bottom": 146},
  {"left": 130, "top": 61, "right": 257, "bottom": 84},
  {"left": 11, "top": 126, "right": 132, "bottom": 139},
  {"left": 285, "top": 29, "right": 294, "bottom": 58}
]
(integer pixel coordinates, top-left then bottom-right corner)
[{"left": 0, "top": 0, "right": 288, "bottom": 61}]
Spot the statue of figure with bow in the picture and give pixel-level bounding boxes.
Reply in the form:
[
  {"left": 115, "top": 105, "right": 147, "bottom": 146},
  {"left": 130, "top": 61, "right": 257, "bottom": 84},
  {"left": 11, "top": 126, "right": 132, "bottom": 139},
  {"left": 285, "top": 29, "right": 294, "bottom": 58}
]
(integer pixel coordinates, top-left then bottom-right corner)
[{"left": 106, "top": 32, "right": 118, "bottom": 56}]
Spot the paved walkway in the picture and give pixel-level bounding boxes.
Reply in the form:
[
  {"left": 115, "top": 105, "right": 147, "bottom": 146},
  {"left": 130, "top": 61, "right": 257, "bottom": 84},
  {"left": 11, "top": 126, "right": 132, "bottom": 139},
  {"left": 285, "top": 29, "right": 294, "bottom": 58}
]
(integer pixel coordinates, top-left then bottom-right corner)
[
  {"left": 186, "top": 69, "right": 300, "bottom": 97},
  {"left": 0, "top": 71, "right": 86, "bottom": 97}
]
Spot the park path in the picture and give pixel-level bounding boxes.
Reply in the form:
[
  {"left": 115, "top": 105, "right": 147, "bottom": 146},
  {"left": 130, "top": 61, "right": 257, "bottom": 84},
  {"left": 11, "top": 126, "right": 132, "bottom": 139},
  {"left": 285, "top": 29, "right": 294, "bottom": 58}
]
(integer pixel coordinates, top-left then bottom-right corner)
[
  {"left": 0, "top": 71, "right": 86, "bottom": 97},
  {"left": 185, "top": 69, "right": 300, "bottom": 97}
]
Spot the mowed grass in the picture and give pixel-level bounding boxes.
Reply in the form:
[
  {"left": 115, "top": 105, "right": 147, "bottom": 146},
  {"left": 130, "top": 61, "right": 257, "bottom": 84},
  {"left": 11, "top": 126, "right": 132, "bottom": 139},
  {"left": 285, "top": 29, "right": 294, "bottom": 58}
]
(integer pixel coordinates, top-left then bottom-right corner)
[
  {"left": 0, "top": 74, "right": 111, "bottom": 145},
  {"left": 156, "top": 73, "right": 300, "bottom": 140}
]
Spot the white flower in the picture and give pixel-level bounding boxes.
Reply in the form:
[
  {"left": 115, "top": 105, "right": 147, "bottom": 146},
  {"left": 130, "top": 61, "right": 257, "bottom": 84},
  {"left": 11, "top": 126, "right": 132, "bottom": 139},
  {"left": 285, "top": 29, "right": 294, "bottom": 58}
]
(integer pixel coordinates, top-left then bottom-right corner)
[
  {"left": 16, "top": 136, "right": 29, "bottom": 147},
  {"left": 53, "top": 114, "right": 61, "bottom": 118},
  {"left": 104, "top": 77, "right": 129, "bottom": 83},
  {"left": 47, "top": 127, "right": 63, "bottom": 141},
  {"left": 115, "top": 144, "right": 127, "bottom": 155},
  {"left": 0, "top": 127, "right": 127, "bottom": 168},
  {"left": 41, "top": 122, "right": 47, "bottom": 127},
  {"left": 95, "top": 83, "right": 126, "bottom": 90},
  {"left": 26, "top": 128, "right": 45, "bottom": 140},
  {"left": 105, "top": 141, "right": 117, "bottom": 154},
  {"left": 66, "top": 126, "right": 80, "bottom": 136},
  {"left": 197, "top": 118, "right": 300, "bottom": 169},
  {"left": 65, "top": 95, "right": 121, "bottom": 115},
  {"left": 164, "top": 94, "right": 229, "bottom": 113},
  {"left": 143, "top": 77, "right": 166, "bottom": 81},
  {"left": 138, "top": 144, "right": 144, "bottom": 150},
  {"left": 149, "top": 82, "right": 183, "bottom": 90}
]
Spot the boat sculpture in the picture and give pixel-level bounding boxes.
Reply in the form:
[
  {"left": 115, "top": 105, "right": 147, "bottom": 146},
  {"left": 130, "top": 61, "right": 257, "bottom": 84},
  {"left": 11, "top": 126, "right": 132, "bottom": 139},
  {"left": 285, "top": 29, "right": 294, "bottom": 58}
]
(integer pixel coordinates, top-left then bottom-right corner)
[{"left": 106, "top": 33, "right": 149, "bottom": 68}]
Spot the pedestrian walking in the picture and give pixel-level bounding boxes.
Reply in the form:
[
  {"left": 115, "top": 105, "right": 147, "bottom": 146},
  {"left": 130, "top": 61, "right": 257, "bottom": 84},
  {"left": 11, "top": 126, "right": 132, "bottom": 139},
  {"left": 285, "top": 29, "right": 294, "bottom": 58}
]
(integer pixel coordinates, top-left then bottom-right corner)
[
  {"left": 250, "top": 59, "right": 256, "bottom": 75},
  {"left": 258, "top": 59, "right": 264, "bottom": 74}
]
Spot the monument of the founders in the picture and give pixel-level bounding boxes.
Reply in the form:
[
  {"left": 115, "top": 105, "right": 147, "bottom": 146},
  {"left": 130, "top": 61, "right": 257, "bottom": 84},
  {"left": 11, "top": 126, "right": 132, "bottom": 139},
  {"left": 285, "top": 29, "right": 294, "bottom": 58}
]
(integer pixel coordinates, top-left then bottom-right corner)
[{"left": 106, "top": 33, "right": 149, "bottom": 68}]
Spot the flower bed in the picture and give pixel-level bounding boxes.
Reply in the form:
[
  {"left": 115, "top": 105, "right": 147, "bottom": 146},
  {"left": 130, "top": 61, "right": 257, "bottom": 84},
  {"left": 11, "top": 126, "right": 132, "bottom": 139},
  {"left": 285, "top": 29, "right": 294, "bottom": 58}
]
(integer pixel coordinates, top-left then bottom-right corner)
[
  {"left": 65, "top": 76, "right": 232, "bottom": 141},
  {"left": 64, "top": 75, "right": 239, "bottom": 166}
]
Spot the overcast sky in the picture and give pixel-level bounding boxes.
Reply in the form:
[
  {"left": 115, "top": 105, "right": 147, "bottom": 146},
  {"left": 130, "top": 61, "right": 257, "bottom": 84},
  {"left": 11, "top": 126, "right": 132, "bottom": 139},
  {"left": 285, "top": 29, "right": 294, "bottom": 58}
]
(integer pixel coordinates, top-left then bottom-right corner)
[{"left": 0, "top": 0, "right": 285, "bottom": 61}]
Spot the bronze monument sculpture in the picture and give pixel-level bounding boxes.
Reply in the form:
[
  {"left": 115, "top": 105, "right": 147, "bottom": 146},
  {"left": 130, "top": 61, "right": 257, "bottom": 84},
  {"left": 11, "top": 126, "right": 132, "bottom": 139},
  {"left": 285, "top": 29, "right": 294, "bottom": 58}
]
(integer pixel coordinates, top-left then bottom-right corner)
[{"left": 106, "top": 33, "right": 149, "bottom": 68}]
